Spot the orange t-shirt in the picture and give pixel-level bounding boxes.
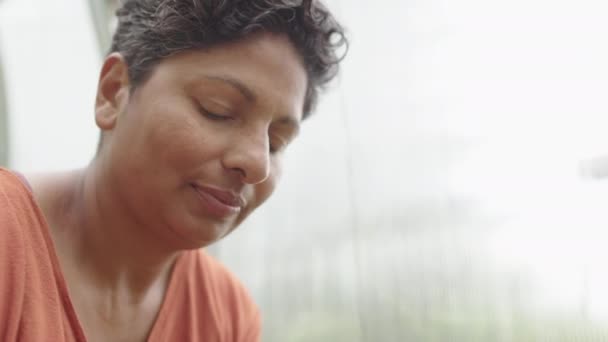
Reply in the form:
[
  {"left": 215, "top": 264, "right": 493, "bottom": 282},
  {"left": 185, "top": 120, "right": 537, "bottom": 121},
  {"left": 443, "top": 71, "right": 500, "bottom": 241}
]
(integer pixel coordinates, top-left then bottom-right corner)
[{"left": 0, "top": 168, "right": 261, "bottom": 341}]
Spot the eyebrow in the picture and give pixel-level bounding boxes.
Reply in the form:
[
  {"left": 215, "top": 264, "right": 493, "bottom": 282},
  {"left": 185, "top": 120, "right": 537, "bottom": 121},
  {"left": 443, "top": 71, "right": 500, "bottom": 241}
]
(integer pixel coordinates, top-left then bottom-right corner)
[{"left": 203, "top": 74, "right": 257, "bottom": 103}]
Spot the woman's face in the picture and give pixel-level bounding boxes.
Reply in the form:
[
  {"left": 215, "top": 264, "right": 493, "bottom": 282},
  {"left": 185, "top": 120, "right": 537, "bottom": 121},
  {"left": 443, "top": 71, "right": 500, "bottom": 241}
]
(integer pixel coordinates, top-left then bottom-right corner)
[{"left": 97, "top": 33, "right": 307, "bottom": 248}]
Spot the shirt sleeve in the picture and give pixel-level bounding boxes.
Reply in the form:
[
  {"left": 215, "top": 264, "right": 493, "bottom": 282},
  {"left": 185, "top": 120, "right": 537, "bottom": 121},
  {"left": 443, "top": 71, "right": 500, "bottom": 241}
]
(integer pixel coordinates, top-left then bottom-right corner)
[
  {"left": 239, "top": 305, "right": 262, "bottom": 342},
  {"left": 0, "top": 175, "right": 27, "bottom": 341}
]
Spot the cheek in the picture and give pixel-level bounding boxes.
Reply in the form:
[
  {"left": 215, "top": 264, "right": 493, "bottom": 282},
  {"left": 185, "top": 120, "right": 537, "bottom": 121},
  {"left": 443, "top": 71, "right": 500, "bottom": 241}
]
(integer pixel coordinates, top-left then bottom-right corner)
[{"left": 148, "top": 115, "right": 215, "bottom": 169}]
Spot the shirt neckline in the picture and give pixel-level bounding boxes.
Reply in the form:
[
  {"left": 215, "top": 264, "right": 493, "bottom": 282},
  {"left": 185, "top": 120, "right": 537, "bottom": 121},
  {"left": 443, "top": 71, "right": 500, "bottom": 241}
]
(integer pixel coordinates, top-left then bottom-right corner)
[{"left": 1, "top": 168, "right": 187, "bottom": 342}]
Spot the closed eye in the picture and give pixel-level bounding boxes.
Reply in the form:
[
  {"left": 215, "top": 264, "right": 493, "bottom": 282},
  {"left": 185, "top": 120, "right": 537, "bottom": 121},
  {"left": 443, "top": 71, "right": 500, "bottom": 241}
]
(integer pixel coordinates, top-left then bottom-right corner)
[
  {"left": 198, "top": 105, "right": 233, "bottom": 121},
  {"left": 269, "top": 133, "right": 290, "bottom": 154}
]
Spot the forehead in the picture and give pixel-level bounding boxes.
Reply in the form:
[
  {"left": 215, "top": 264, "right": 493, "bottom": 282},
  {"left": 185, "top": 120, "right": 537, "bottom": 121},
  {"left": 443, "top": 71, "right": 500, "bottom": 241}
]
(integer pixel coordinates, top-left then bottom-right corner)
[{"left": 150, "top": 33, "right": 308, "bottom": 120}]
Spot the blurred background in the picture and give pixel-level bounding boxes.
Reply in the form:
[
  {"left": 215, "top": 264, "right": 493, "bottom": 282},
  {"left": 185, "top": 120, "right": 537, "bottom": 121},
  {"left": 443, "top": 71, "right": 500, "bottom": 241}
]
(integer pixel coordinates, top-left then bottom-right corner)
[{"left": 2, "top": 0, "right": 608, "bottom": 341}]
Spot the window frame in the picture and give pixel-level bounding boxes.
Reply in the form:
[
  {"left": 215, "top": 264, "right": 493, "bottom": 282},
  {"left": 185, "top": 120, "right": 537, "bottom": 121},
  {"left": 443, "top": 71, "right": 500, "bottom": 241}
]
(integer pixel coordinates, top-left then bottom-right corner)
[
  {"left": 0, "top": 47, "right": 8, "bottom": 166},
  {"left": 87, "top": 0, "right": 118, "bottom": 55}
]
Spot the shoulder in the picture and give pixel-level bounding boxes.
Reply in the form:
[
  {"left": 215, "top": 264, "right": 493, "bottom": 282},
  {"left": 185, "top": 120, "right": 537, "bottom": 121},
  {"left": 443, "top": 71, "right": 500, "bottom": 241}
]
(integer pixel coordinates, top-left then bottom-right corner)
[
  {"left": 0, "top": 169, "right": 36, "bottom": 328},
  {"left": 0, "top": 168, "right": 50, "bottom": 268},
  {"left": 0, "top": 168, "right": 39, "bottom": 229},
  {"left": 0, "top": 168, "right": 33, "bottom": 203},
  {"left": 180, "top": 249, "right": 262, "bottom": 341}
]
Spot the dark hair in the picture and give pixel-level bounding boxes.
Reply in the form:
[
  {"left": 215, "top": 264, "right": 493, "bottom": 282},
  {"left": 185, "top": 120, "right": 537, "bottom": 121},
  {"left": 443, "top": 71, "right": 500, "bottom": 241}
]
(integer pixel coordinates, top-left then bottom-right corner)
[{"left": 110, "top": 0, "right": 348, "bottom": 118}]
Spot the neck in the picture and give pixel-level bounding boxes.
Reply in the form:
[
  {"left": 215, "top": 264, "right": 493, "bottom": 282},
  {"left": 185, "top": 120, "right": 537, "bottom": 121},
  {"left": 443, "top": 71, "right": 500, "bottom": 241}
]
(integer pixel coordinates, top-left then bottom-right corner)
[{"left": 44, "top": 162, "right": 180, "bottom": 299}]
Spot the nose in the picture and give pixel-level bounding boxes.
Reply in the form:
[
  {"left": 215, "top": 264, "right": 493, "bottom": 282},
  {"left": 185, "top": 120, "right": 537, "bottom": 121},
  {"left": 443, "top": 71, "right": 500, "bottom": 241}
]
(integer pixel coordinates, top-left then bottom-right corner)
[{"left": 223, "top": 130, "right": 271, "bottom": 184}]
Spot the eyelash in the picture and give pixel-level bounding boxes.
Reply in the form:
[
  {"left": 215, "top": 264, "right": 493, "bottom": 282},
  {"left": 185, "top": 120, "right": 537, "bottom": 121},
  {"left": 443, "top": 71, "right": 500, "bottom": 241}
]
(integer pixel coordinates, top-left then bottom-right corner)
[
  {"left": 269, "top": 135, "right": 288, "bottom": 154},
  {"left": 202, "top": 110, "right": 231, "bottom": 121},
  {"left": 197, "top": 104, "right": 232, "bottom": 121}
]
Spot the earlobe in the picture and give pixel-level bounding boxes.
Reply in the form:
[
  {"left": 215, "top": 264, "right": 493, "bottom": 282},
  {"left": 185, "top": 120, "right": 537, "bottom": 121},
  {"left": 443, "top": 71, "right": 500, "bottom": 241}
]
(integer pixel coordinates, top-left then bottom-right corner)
[{"left": 95, "top": 53, "right": 130, "bottom": 130}]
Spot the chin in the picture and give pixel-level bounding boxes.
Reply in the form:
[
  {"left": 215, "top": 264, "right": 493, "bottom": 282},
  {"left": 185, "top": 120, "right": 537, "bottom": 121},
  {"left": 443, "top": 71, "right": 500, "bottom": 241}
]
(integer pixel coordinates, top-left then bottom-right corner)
[{"left": 169, "top": 217, "right": 233, "bottom": 249}]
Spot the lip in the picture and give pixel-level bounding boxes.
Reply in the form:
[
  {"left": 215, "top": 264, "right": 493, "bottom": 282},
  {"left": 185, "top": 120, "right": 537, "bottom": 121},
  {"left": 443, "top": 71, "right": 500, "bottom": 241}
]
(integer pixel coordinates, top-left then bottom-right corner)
[{"left": 191, "top": 184, "right": 244, "bottom": 219}]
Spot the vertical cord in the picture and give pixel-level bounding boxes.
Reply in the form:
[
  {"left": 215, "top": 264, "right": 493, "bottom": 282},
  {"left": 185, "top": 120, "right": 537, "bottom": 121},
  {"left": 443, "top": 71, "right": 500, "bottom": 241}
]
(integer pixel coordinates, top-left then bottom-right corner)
[
  {"left": 336, "top": 69, "right": 368, "bottom": 342},
  {"left": 331, "top": 2, "right": 367, "bottom": 340}
]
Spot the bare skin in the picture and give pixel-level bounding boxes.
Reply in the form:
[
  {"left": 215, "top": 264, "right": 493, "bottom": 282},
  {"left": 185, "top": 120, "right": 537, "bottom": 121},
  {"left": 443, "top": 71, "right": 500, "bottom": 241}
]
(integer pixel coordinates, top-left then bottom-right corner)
[{"left": 29, "top": 32, "right": 307, "bottom": 342}]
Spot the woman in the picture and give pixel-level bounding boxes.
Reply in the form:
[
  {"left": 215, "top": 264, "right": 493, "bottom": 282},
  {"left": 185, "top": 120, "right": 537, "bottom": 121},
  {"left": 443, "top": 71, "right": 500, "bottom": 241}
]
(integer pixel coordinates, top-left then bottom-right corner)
[{"left": 0, "top": 0, "right": 346, "bottom": 341}]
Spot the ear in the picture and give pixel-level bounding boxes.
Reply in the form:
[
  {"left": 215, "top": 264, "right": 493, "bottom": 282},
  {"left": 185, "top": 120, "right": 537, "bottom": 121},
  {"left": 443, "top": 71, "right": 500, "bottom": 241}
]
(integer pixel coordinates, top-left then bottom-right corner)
[{"left": 95, "top": 53, "right": 130, "bottom": 131}]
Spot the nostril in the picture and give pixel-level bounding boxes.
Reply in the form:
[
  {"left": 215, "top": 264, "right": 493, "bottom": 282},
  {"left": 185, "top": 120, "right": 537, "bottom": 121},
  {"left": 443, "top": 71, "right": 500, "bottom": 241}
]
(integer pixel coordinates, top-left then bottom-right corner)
[
  {"left": 222, "top": 136, "right": 271, "bottom": 184},
  {"left": 234, "top": 167, "right": 247, "bottom": 180}
]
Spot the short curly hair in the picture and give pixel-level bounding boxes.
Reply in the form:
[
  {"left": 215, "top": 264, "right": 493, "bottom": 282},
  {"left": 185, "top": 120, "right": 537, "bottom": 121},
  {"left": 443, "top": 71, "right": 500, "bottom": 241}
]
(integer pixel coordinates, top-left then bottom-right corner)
[{"left": 110, "top": 0, "right": 347, "bottom": 118}]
